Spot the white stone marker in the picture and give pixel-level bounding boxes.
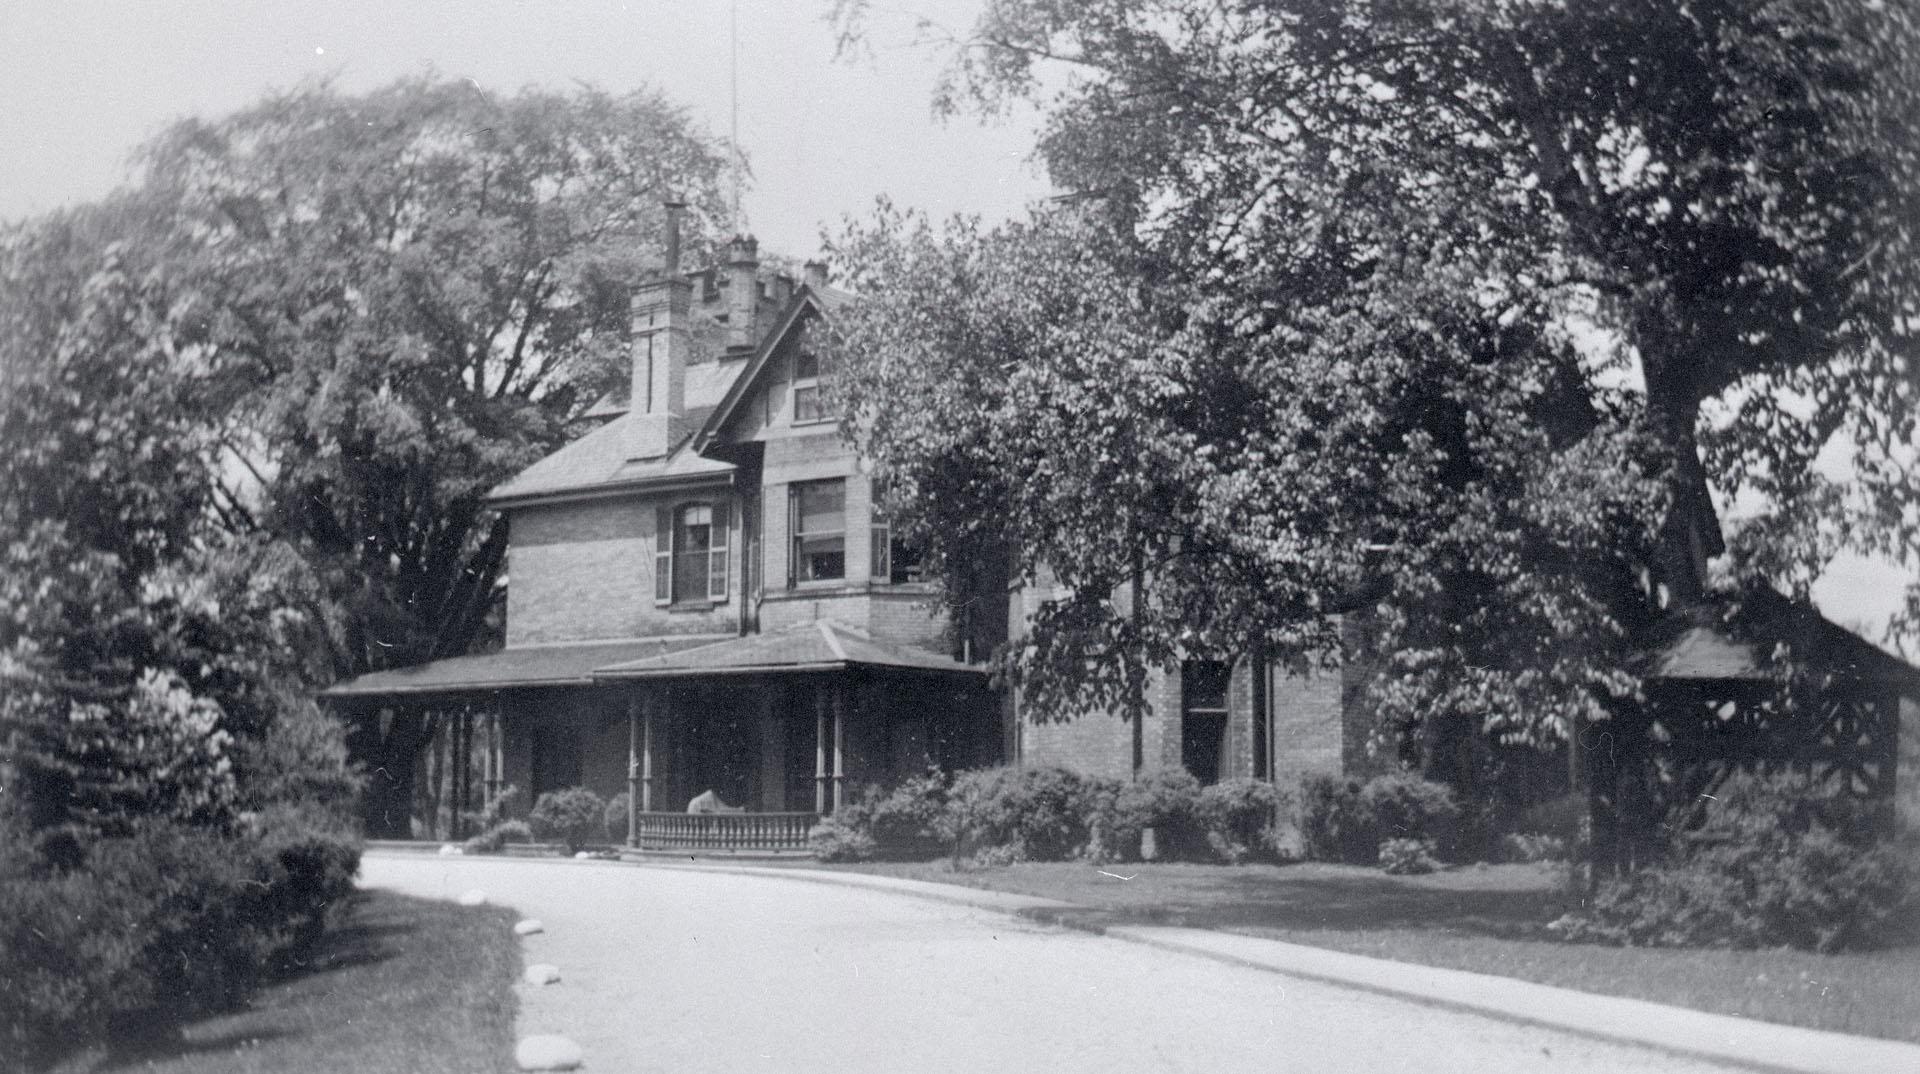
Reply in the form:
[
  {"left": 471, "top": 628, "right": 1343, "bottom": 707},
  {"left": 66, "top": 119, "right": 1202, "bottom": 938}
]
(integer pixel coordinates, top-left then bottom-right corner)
[
  {"left": 457, "top": 889, "right": 488, "bottom": 907},
  {"left": 515, "top": 1034, "right": 583, "bottom": 1071},
  {"left": 514, "top": 918, "right": 545, "bottom": 936},
  {"left": 523, "top": 963, "right": 561, "bottom": 985}
]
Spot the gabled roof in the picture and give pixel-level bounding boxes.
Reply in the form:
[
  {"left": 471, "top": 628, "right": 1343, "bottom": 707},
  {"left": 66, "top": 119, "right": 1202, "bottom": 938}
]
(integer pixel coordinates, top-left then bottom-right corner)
[
  {"left": 486, "top": 408, "right": 734, "bottom": 507},
  {"left": 594, "top": 619, "right": 982, "bottom": 680},
  {"left": 318, "top": 636, "right": 728, "bottom": 699},
  {"left": 693, "top": 282, "right": 855, "bottom": 453},
  {"left": 1642, "top": 584, "right": 1920, "bottom": 695}
]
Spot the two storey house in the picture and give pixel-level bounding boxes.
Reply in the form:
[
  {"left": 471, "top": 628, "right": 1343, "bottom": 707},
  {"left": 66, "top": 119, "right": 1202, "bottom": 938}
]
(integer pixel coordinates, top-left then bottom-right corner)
[{"left": 324, "top": 217, "right": 1361, "bottom": 850}]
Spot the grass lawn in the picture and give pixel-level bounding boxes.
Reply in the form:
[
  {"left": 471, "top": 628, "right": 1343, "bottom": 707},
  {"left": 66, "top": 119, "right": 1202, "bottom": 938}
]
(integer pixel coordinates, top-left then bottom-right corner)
[
  {"left": 48, "top": 890, "right": 521, "bottom": 1074},
  {"left": 811, "top": 858, "right": 1920, "bottom": 1044}
]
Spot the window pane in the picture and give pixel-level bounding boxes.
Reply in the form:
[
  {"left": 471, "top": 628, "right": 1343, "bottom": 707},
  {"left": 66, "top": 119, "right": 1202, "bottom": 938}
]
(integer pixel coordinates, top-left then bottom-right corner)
[
  {"left": 796, "top": 534, "right": 844, "bottom": 581},
  {"left": 890, "top": 536, "right": 925, "bottom": 584},
  {"left": 793, "top": 384, "right": 824, "bottom": 423},
  {"left": 1182, "top": 660, "right": 1231, "bottom": 713},
  {"left": 794, "top": 349, "right": 819, "bottom": 379},
  {"left": 870, "top": 523, "right": 890, "bottom": 580},
  {"left": 794, "top": 481, "right": 843, "bottom": 535}
]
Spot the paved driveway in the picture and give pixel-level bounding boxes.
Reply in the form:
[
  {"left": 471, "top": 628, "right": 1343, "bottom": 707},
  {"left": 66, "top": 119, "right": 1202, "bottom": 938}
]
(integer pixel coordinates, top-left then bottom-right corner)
[{"left": 362, "top": 855, "right": 1740, "bottom": 1074}]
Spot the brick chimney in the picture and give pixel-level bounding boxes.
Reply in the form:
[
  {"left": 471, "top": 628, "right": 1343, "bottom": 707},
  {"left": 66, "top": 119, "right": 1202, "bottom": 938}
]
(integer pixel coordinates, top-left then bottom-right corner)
[
  {"left": 724, "top": 235, "right": 760, "bottom": 351},
  {"left": 803, "top": 259, "right": 830, "bottom": 290},
  {"left": 630, "top": 202, "right": 691, "bottom": 460}
]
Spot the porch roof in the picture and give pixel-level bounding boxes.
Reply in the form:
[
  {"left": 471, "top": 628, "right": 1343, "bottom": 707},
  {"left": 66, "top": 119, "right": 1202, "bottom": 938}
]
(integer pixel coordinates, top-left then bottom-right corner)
[
  {"left": 594, "top": 620, "right": 987, "bottom": 681},
  {"left": 1641, "top": 585, "right": 1920, "bottom": 694},
  {"left": 318, "top": 636, "right": 730, "bottom": 699}
]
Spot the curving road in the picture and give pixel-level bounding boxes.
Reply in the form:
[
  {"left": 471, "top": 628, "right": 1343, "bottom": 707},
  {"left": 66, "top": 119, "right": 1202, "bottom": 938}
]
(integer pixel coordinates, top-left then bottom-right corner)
[{"left": 362, "top": 854, "right": 1741, "bottom": 1074}]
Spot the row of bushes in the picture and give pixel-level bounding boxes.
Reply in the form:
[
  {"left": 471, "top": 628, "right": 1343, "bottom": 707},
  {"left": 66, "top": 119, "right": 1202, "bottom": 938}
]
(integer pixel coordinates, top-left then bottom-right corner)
[
  {"left": 461, "top": 786, "right": 629, "bottom": 854},
  {"left": 2, "top": 804, "right": 361, "bottom": 1062},
  {"left": 810, "top": 766, "right": 1472, "bottom": 866}
]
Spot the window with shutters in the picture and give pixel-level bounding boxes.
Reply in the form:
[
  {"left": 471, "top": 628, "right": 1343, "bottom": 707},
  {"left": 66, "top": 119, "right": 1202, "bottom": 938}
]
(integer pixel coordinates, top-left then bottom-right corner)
[
  {"left": 655, "top": 500, "right": 729, "bottom": 606},
  {"left": 789, "top": 479, "right": 845, "bottom": 584}
]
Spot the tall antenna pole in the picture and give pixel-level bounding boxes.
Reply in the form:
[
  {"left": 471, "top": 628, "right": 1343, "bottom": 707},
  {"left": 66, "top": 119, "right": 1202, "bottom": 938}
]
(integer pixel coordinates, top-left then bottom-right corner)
[{"left": 730, "top": 0, "right": 741, "bottom": 234}]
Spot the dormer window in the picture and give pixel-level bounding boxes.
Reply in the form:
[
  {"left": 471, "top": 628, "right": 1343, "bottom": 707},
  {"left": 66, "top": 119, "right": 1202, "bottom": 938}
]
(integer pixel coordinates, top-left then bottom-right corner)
[
  {"left": 655, "top": 500, "right": 729, "bottom": 606},
  {"left": 792, "top": 348, "right": 826, "bottom": 424}
]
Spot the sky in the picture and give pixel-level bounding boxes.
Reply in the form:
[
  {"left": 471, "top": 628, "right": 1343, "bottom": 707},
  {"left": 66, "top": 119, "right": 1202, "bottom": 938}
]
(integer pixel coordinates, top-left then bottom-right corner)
[
  {"left": 2, "top": 0, "right": 1912, "bottom": 646},
  {"left": 0, "top": 0, "right": 1051, "bottom": 257}
]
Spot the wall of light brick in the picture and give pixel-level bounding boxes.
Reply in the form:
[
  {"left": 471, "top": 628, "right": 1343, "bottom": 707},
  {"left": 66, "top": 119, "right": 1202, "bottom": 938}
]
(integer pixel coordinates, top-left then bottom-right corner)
[{"left": 505, "top": 490, "right": 741, "bottom": 646}]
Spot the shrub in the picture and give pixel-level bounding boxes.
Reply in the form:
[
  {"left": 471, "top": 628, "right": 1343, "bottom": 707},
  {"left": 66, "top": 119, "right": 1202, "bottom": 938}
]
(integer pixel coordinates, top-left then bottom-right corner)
[
  {"left": 942, "top": 765, "right": 1108, "bottom": 862},
  {"left": 1299, "top": 772, "right": 1461, "bottom": 864},
  {"left": 603, "top": 792, "right": 631, "bottom": 843},
  {"left": 0, "top": 809, "right": 361, "bottom": 1064},
  {"left": 867, "top": 771, "right": 950, "bottom": 852},
  {"left": 1197, "top": 778, "right": 1288, "bottom": 863},
  {"left": 528, "top": 787, "right": 607, "bottom": 853},
  {"left": 1379, "top": 836, "right": 1440, "bottom": 875},
  {"left": 1498, "top": 832, "right": 1570, "bottom": 864},
  {"left": 1099, "top": 768, "right": 1207, "bottom": 862},
  {"left": 807, "top": 815, "right": 877, "bottom": 862},
  {"left": 1551, "top": 772, "right": 1911, "bottom": 952},
  {"left": 464, "top": 819, "right": 535, "bottom": 855}
]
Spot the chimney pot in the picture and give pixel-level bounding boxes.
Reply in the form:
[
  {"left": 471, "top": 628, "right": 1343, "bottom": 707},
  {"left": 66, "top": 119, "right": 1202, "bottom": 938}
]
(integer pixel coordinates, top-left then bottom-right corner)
[{"left": 724, "top": 235, "right": 760, "bottom": 350}]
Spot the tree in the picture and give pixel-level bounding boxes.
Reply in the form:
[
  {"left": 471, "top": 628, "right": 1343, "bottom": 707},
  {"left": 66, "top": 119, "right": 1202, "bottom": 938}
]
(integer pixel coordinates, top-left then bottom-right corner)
[
  {"left": 128, "top": 77, "right": 733, "bottom": 831},
  {"left": 827, "top": 1, "right": 1920, "bottom": 754},
  {"left": 0, "top": 205, "right": 345, "bottom": 838}
]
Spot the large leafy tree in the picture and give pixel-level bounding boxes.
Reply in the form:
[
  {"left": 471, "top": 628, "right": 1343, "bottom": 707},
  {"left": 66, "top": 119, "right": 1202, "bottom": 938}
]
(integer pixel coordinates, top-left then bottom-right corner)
[
  {"left": 131, "top": 78, "right": 732, "bottom": 830},
  {"left": 828, "top": 1, "right": 1920, "bottom": 757}
]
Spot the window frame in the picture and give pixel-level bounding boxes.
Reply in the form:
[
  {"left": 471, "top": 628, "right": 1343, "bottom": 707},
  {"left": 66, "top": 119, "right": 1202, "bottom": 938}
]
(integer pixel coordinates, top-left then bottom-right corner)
[
  {"left": 655, "top": 499, "right": 730, "bottom": 607},
  {"left": 788, "top": 479, "right": 847, "bottom": 586},
  {"left": 791, "top": 347, "right": 828, "bottom": 425},
  {"left": 868, "top": 514, "right": 927, "bottom": 586}
]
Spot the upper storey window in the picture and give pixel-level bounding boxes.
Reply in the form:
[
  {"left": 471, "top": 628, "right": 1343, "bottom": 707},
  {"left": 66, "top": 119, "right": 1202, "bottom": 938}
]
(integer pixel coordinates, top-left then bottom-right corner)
[
  {"left": 869, "top": 514, "right": 926, "bottom": 585},
  {"left": 790, "top": 479, "right": 845, "bottom": 584},
  {"left": 656, "top": 501, "right": 729, "bottom": 605},
  {"left": 792, "top": 348, "right": 827, "bottom": 424}
]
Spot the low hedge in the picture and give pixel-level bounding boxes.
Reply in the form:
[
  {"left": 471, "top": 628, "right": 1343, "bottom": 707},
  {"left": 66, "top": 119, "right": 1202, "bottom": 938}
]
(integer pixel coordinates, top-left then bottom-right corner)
[
  {"left": 809, "top": 766, "right": 1291, "bottom": 865},
  {"left": 1, "top": 807, "right": 360, "bottom": 1064}
]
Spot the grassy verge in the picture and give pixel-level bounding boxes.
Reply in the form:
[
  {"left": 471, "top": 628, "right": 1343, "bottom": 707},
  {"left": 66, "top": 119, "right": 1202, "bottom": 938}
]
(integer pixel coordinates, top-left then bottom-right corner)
[
  {"left": 806, "top": 858, "right": 1920, "bottom": 1044},
  {"left": 48, "top": 889, "right": 521, "bottom": 1074}
]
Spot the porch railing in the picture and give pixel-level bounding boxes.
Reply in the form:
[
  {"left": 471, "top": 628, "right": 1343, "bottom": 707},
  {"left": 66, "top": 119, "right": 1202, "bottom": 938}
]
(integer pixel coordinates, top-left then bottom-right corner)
[{"left": 631, "top": 811, "right": 819, "bottom": 852}]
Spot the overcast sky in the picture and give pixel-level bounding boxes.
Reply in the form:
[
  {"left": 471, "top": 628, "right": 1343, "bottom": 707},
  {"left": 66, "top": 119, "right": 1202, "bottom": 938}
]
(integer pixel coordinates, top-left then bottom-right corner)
[
  {"left": 2, "top": 0, "right": 1911, "bottom": 644},
  {"left": 0, "top": 0, "right": 1049, "bottom": 256}
]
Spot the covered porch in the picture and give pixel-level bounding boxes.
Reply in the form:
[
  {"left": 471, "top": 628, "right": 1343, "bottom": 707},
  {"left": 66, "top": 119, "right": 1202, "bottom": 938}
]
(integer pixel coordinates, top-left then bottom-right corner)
[
  {"left": 600, "top": 621, "right": 997, "bottom": 852},
  {"left": 322, "top": 622, "right": 998, "bottom": 852}
]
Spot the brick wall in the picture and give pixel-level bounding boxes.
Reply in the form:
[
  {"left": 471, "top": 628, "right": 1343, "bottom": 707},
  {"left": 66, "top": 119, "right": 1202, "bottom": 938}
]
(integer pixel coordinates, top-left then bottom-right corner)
[{"left": 506, "top": 491, "right": 739, "bottom": 645}]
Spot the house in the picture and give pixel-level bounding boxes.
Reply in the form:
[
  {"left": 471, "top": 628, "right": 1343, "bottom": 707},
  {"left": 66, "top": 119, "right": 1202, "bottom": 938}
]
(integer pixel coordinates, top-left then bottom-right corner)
[{"left": 322, "top": 209, "right": 1363, "bottom": 849}]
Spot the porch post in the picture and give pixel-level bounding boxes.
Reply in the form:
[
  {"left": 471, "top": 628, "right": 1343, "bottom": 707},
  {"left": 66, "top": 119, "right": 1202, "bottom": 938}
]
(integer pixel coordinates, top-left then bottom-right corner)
[
  {"left": 641, "top": 691, "right": 656, "bottom": 813},
  {"left": 832, "top": 680, "right": 847, "bottom": 813},
  {"left": 626, "top": 697, "right": 640, "bottom": 847},
  {"left": 814, "top": 688, "right": 829, "bottom": 814},
  {"left": 453, "top": 707, "right": 469, "bottom": 840}
]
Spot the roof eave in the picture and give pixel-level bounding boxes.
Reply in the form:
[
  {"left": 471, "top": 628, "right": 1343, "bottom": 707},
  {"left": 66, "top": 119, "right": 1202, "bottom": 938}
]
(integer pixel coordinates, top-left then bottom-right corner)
[{"left": 486, "top": 468, "right": 735, "bottom": 511}]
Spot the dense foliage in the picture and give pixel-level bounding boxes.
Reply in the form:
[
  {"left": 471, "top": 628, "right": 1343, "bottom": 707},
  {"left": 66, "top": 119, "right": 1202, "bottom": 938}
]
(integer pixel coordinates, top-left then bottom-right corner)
[
  {"left": 1298, "top": 773, "right": 1462, "bottom": 865},
  {"left": 827, "top": 0, "right": 1920, "bottom": 760},
  {"left": 808, "top": 766, "right": 1289, "bottom": 865},
  {"left": 528, "top": 786, "right": 609, "bottom": 853},
  {"left": 1552, "top": 772, "right": 1912, "bottom": 951}
]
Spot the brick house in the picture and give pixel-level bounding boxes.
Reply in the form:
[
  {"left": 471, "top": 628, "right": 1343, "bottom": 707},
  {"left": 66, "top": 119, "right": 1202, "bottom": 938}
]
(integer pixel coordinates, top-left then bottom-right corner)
[{"left": 323, "top": 216, "right": 1363, "bottom": 848}]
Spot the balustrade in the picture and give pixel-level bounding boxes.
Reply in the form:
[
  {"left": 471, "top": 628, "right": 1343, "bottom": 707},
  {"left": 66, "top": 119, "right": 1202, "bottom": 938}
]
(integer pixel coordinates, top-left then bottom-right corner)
[{"left": 631, "top": 811, "right": 817, "bottom": 851}]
